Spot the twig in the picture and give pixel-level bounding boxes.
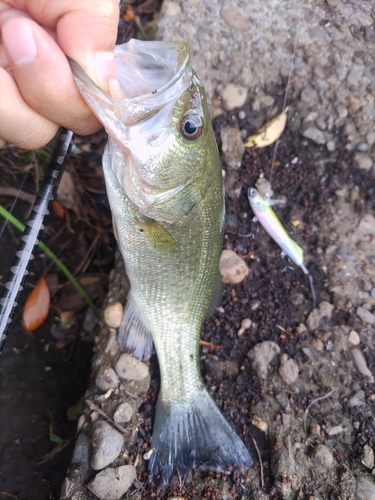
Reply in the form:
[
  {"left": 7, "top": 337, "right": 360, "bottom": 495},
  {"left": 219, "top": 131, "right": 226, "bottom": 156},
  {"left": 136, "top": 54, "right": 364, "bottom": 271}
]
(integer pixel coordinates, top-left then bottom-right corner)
[
  {"left": 199, "top": 339, "right": 221, "bottom": 350},
  {"left": 250, "top": 433, "right": 264, "bottom": 490},
  {"left": 0, "top": 187, "right": 35, "bottom": 203},
  {"left": 37, "top": 439, "right": 72, "bottom": 465},
  {"left": 303, "top": 389, "right": 335, "bottom": 435},
  {"left": 86, "top": 399, "right": 128, "bottom": 434}
]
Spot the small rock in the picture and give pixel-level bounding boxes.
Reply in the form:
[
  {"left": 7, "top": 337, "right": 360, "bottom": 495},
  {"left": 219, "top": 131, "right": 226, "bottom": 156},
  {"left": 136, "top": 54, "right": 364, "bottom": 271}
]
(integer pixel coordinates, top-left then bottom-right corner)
[
  {"left": 220, "top": 84, "right": 248, "bottom": 111},
  {"left": 309, "top": 422, "right": 321, "bottom": 436},
  {"left": 356, "top": 307, "right": 375, "bottom": 325},
  {"left": 278, "top": 354, "right": 299, "bottom": 384},
  {"left": 307, "top": 301, "right": 334, "bottom": 330},
  {"left": 358, "top": 214, "right": 375, "bottom": 236},
  {"left": 237, "top": 318, "right": 252, "bottom": 336},
  {"left": 355, "top": 153, "right": 373, "bottom": 171},
  {"left": 114, "top": 353, "right": 149, "bottom": 381},
  {"left": 113, "top": 402, "right": 134, "bottom": 425},
  {"left": 348, "top": 330, "right": 360, "bottom": 345},
  {"left": 220, "top": 126, "right": 245, "bottom": 170},
  {"left": 88, "top": 465, "right": 136, "bottom": 500},
  {"left": 356, "top": 475, "right": 375, "bottom": 500},
  {"left": 314, "top": 444, "right": 334, "bottom": 468},
  {"left": 302, "top": 127, "right": 326, "bottom": 145},
  {"left": 248, "top": 340, "right": 280, "bottom": 379},
  {"left": 91, "top": 421, "right": 124, "bottom": 470},
  {"left": 220, "top": 4, "right": 250, "bottom": 32},
  {"left": 162, "top": 1, "right": 181, "bottom": 17},
  {"left": 327, "top": 0, "right": 340, "bottom": 7},
  {"left": 326, "top": 425, "right": 344, "bottom": 436},
  {"left": 361, "top": 444, "right": 374, "bottom": 470},
  {"left": 351, "top": 348, "right": 374, "bottom": 381},
  {"left": 310, "top": 338, "right": 324, "bottom": 351},
  {"left": 251, "top": 415, "right": 268, "bottom": 433},
  {"left": 348, "top": 390, "right": 366, "bottom": 408},
  {"left": 104, "top": 302, "right": 124, "bottom": 328},
  {"left": 95, "top": 366, "right": 119, "bottom": 392},
  {"left": 219, "top": 250, "right": 249, "bottom": 284},
  {"left": 71, "top": 432, "right": 91, "bottom": 468}
]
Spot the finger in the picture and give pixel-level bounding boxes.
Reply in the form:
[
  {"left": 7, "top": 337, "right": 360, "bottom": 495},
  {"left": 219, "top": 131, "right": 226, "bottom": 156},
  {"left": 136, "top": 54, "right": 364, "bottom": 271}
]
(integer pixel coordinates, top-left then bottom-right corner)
[
  {"left": 19, "top": 0, "right": 119, "bottom": 90},
  {"left": 0, "top": 67, "right": 58, "bottom": 149},
  {"left": 2, "top": 18, "right": 102, "bottom": 136}
]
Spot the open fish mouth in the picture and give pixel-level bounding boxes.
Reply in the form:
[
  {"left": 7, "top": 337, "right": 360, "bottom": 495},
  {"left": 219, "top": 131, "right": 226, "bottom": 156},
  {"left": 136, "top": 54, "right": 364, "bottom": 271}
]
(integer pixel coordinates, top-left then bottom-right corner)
[{"left": 70, "top": 39, "right": 192, "bottom": 131}]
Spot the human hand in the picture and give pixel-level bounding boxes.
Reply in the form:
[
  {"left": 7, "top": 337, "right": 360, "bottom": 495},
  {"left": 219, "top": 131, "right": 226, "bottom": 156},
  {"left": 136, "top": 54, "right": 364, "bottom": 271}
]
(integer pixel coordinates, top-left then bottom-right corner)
[{"left": 0, "top": 0, "right": 119, "bottom": 149}]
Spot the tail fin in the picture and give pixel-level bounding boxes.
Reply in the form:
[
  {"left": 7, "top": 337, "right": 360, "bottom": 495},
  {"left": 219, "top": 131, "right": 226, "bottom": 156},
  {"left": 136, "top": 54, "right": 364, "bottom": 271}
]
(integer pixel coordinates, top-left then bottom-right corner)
[{"left": 148, "top": 387, "right": 253, "bottom": 488}]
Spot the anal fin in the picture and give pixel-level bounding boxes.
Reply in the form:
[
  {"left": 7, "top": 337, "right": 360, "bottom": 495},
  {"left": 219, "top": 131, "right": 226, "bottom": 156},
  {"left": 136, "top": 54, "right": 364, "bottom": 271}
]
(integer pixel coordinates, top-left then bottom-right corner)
[{"left": 118, "top": 298, "right": 153, "bottom": 361}]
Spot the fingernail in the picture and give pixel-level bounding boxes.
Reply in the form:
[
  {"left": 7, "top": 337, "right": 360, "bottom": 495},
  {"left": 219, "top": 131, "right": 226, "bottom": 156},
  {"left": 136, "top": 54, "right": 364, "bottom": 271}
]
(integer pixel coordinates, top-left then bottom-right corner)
[
  {"left": 3, "top": 20, "right": 37, "bottom": 65},
  {"left": 94, "top": 51, "right": 117, "bottom": 91}
]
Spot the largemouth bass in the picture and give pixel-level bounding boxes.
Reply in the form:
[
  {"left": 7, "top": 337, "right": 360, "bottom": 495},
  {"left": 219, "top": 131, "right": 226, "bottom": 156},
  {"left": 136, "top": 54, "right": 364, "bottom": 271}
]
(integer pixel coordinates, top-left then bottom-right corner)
[{"left": 70, "top": 39, "right": 253, "bottom": 487}]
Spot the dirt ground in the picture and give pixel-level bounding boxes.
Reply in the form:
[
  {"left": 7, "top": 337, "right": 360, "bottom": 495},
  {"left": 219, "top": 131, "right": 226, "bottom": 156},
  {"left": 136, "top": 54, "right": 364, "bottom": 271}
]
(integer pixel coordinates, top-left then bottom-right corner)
[{"left": 1, "top": 1, "right": 375, "bottom": 499}]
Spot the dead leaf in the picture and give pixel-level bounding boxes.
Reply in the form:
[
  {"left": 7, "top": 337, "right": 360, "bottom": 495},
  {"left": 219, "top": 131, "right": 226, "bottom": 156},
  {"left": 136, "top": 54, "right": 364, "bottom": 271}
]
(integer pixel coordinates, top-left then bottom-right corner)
[
  {"left": 56, "top": 171, "right": 76, "bottom": 209},
  {"left": 52, "top": 200, "right": 66, "bottom": 218},
  {"left": 22, "top": 276, "right": 50, "bottom": 331},
  {"left": 244, "top": 107, "right": 288, "bottom": 148},
  {"left": 123, "top": 4, "right": 135, "bottom": 22}
]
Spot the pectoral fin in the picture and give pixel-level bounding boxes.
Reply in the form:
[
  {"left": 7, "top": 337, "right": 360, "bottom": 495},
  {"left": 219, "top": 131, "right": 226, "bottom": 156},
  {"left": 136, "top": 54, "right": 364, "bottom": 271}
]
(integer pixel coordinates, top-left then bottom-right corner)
[
  {"left": 118, "top": 297, "right": 153, "bottom": 361},
  {"left": 135, "top": 219, "right": 180, "bottom": 254}
]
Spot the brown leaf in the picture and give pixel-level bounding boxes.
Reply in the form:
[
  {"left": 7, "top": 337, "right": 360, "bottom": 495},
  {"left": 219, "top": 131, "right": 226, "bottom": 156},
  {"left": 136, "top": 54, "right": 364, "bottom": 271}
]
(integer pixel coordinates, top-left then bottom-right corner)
[
  {"left": 52, "top": 200, "right": 66, "bottom": 218},
  {"left": 22, "top": 277, "right": 50, "bottom": 331}
]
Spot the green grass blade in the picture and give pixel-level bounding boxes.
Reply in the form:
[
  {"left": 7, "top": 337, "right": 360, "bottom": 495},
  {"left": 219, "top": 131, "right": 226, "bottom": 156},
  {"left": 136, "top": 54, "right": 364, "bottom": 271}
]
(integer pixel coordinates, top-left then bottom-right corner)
[{"left": 0, "top": 204, "right": 99, "bottom": 315}]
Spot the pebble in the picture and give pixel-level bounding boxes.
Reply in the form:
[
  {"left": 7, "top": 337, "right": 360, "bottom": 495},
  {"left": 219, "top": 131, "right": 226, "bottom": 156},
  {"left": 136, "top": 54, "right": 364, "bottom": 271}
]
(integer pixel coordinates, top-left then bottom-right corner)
[
  {"left": 103, "top": 302, "right": 124, "bottom": 329},
  {"left": 88, "top": 465, "right": 136, "bottom": 500},
  {"left": 162, "top": 0, "right": 181, "bottom": 17},
  {"left": 237, "top": 318, "right": 252, "bottom": 336},
  {"left": 220, "top": 126, "right": 245, "bottom": 170},
  {"left": 278, "top": 354, "right": 299, "bottom": 384},
  {"left": 310, "top": 338, "right": 324, "bottom": 351},
  {"left": 95, "top": 366, "right": 119, "bottom": 392},
  {"left": 361, "top": 444, "right": 374, "bottom": 470},
  {"left": 348, "top": 390, "right": 366, "bottom": 408},
  {"left": 358, "top": 214, "right": 375, "bottom": 236},
  {"left": 248, "top": 340, "right": 281, "bottom": 379},
  {"left": 348, "top": 330, "right": 360, "bottom": 345},
  {"left": 355, "top": 154, "right": 373, "bottom": 171},
  {"left": 356, "top": 306, "right": 375, "bottom": 325},
  {"left": 91, "top": 421, "right": 124, "bottom": 470},
  {"left": 351, "top": 348, "right": 374, "bottom": 381},
  {"left": 307, "top": 301, "right": 334, "bottom": 330},
  {"left": 355, "top": 475, "right": 375, "bottom": 500},
  {"left": 302, "top": 127, "right": 326, "bottom": 145},
  {"left": 251, "top": 415, "right": 268, "bottom": 433},
  {"left": 219, "top": 250, "right": 249, "bottom": 284},
  {"left": 326, "top": 425, "right": 344, "bottom": 436},
  {"left": 220, "top": 4, "right": 250, "bottom": 32},
  {"left": 313, "top": 444, "right": 334, "bottom": 468},
  {"left": 113, "top": 402, "right": 134, "bottom": 424},
  {"left": 71, "top": 432, "right": 91, "bottom": 468},
  {"left": 220, "top": 84, "right": 248, "bottom": 111},
  {"left": 114, "top": 353, "right": 149, "bottom": 381}
]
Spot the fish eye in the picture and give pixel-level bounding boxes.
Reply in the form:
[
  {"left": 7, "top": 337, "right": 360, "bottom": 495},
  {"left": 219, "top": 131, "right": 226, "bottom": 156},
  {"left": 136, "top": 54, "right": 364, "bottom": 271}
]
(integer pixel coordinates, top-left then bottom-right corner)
[
  {"left": 248, "top": 188, "right": 256, "bottom": 198},
  {"left": 180, "top": 113, "right": 203, "bottom": 140}
]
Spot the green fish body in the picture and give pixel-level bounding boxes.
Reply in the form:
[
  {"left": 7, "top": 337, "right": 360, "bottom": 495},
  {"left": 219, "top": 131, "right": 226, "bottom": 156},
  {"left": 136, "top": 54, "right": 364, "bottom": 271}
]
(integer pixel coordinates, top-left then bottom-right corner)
[{"left": 71, "top": 39, "right": 252, "bottom": 487}]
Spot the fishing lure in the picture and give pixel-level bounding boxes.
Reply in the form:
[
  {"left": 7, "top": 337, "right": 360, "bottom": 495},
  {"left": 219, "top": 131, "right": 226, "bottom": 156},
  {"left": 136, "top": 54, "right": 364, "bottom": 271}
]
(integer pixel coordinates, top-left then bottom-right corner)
[
  {"left": 247, "top": 186, "right": 317, "bottom": 307},
  {"left": 0, "top": 127, "right": 73, "bottom": 353}
]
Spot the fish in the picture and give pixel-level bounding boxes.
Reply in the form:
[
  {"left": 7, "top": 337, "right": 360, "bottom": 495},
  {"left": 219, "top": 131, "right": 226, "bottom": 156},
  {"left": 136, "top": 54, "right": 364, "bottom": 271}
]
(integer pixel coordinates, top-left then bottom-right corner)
[
  {"left": 70, "top": 39, "right": 253, "bottom": 488},
  {"left": 247, "top": 187, "right": 317, "bottom": 306}
]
